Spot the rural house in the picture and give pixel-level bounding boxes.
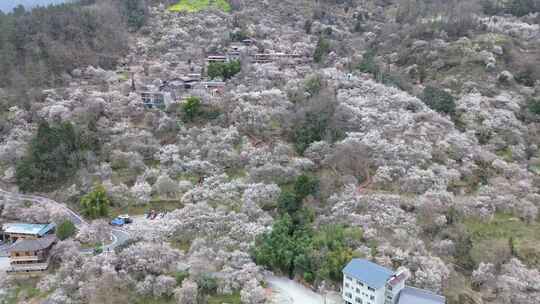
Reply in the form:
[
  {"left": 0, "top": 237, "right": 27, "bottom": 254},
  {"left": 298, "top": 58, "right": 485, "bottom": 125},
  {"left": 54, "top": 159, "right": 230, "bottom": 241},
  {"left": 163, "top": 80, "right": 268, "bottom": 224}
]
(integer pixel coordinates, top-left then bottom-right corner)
[
  {"left": 2, "top": 223, "right": 56, "bottom": 241},
  {"left": 7, "top": 234, "right": 57, "bottom": 275}
]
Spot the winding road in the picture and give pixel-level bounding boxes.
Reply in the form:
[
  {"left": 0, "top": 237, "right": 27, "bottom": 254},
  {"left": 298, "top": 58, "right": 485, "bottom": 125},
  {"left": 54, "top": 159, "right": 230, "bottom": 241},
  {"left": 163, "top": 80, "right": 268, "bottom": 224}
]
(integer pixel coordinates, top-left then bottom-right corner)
[{"left": 0, "top": 189, "right": 131, "bottom": 253}]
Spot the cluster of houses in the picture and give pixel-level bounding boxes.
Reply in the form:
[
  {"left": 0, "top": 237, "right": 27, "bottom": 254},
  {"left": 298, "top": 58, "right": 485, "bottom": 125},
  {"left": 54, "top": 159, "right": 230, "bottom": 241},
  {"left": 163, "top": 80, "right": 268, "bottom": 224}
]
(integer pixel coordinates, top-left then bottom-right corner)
[
  {"left": 342, "top": 259, "right": 446, "bottom": 304},
  {"left": 138, "top": 37, "right": 311, "bottom": 110},
  {"left": 1, "top": 223, "right": 57, "bottom": 275}
]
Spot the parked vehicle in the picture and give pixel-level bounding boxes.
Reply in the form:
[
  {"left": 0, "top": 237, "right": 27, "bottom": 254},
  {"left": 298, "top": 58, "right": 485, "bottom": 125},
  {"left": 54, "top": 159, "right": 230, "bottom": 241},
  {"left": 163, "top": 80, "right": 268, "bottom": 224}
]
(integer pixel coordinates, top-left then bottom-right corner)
[
  {"left": 110, "top": 214, "right": 132, "bottom": 226},
  {"left": 118, "top": 214, "right": 133, "bottom": 224}
]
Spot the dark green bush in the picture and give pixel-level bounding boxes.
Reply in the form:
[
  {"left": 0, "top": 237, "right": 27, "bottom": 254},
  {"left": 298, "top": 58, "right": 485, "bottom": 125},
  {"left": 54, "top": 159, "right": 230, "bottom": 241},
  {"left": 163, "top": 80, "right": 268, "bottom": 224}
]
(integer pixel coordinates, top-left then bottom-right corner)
[
  {"left": 313, "top": 36, "right": 331, "bottom": 63},
  {"left": 293, "top": 113, "right": 329, "bottom": 154},
  {"left": 528, "top": 98, "right": 540, "bottom": 115},
  {"left": 56, "top": 220, "right": 76, "bottom": 240},
  {"left": 421, "top": 86, "right": 456, "bottom": 115},
  {"left": 207, "top": 60, "right": 241, "bottom": 80},
  {"left": 80, "top": 184, "right": 110, "bottom": 219},
  {"left": 182, "top": 96, "right": 202, "bottom": 122}
]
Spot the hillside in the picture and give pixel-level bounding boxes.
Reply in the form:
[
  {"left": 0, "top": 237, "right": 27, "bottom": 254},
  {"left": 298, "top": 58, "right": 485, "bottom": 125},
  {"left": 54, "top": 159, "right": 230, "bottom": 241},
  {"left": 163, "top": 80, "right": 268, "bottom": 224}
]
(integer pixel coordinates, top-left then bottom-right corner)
[{"left": 1, "top": 0, "right": 540, "bottom": 303}]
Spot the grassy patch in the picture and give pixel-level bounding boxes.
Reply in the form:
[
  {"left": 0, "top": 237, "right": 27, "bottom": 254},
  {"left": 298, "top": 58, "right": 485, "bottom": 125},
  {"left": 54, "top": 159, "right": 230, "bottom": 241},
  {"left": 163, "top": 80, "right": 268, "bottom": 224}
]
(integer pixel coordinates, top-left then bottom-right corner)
[
  {"left": 207, "top": 292, "right": 241, "bottom": 304},
  {"left": 496, "top": 147, "right": 513, "bottom": 162},
  {"left": 131, "top": 296, "right": 175, "bottom": 304},
  {"left": 176, "top": 172, "right": 201, "bottom": 184},
  {"left": 168, "top": 0, "right": 231, "bottom": 13},
  {"left": 170, "top": 239, "right": 192, "bottom": 252},
  {"left": 225, "top": 167, "right": 247, "bottom": 180},
  {"left": 464, "top": 213, "right": 540, "bottom": 266},
  {"left": 4, "top": 278, "right": 46, "bottom": 304}
]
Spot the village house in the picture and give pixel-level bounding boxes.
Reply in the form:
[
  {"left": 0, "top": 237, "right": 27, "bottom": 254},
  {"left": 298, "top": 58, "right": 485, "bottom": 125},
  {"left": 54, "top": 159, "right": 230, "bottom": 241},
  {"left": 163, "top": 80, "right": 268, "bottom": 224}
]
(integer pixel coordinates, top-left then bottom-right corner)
[
  {"left": 2, "top": 223, "right": 56, "bottom": 242},
  {"left": 140, "top": 91, "right": 172, "bottom": 109},
  {"left": 7, "top": 234, "right": 57, "bottom": 275},
  {"left": 342, "top": 259, "right": 445, "bottom": 304}
]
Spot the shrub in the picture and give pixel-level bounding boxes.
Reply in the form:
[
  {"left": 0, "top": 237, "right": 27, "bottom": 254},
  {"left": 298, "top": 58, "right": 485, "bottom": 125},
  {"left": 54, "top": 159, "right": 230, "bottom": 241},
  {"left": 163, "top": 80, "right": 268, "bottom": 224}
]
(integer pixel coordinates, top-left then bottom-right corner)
[
  {"left": 509, "top": 0, "right": 540, "bottom": 17},
  {"left": 182, "top": 96, "right": 202, "bottom": 122},
  {"left": 313, "top": 36, "right": 330, "bottom": 63},
  {"left": 421, "top": 86, "right": 456, "bottom": 115},
  {"left": 528, "top": 98, "right": 540, "bottom": 115},
  {"left": 304, "top": 19, "right": 312, "bottom": 34},
  {"left": 229, "top": 30, "right": 248, "bottom": 42},
  {"left": 294, "top": 174, "right": 319, "bottom": 202},
  {"left": 357, "top": 49, "right": 380, "bottom": 75},
  {"left": 207, "top": 60, "right": 241, "bottom": 80},
  {"left": 122, "top": 0, "right": 148, "bottom": 30},
  {"left": 515, "top": 68, "right": 537, "bottom": 87},
  {"left": 196, "top": 274, "right": 218, "bottom": 295},
  {"left": 304, "top": 74, "right": 322, "bottom": 96},
  {"left": 175, "top": 271, "right": 190, "bottom": 285},
  {"left": 80, "top": 184, "right": 110, "bottom": 219},
  {"left": 56, "top": 220, "right": 76, "bottom": 240},
  {"left": 293, "top": 113, "right": 329, "bottom": 154}
]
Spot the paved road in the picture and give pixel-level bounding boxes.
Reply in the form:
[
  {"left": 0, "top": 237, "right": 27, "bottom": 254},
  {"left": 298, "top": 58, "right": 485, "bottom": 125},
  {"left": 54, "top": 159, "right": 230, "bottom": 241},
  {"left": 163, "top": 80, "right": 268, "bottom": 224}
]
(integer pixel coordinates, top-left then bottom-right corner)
[
  {"left": 0, "top": 189, "right": 130, "bottom": 253},
  {"left": 266, "top": 275, "right": 324, "bottom": 304},
  {"left": 265, "top": 275, "right": 343, "bottom": 304}
]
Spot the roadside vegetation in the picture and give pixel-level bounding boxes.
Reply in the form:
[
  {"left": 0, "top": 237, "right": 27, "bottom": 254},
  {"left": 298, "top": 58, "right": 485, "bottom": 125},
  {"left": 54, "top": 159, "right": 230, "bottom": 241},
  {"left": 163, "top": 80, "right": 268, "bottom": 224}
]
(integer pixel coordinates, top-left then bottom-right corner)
[
  {"left": 56, "top": 219, "right": 77, "bottom": 240},
  {"left": 80, "top": 184, "right": 111, "bottom": 219},
  {"left": 253, "top": 175, "right": 363, "bottom": 284}
]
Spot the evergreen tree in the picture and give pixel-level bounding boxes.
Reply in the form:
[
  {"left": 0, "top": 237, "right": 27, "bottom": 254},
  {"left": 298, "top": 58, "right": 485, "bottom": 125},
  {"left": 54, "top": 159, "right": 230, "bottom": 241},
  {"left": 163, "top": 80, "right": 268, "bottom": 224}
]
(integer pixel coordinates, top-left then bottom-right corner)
[{"left": 80, "top": 184, "right": 110, "bottom": 219}]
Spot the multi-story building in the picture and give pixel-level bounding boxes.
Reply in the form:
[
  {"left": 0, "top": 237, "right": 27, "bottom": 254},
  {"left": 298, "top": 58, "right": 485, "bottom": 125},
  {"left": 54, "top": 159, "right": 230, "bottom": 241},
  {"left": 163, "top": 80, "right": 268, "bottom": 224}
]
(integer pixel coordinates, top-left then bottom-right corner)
[
  {"left": 342, "top": 259, "right": 406, "bottom": 304},
  {"left": 342, "top": 259, "right": 445, "bottom": 304}
]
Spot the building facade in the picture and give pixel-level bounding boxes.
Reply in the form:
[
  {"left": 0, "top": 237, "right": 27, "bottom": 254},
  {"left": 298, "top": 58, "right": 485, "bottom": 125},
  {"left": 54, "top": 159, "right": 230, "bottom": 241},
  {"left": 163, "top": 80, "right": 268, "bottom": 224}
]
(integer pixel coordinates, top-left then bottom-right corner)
[
  {"left": 342, "top": 259, "right": 444, "bottom": 304},
  {"left": 7, "top": 234, "right": 57, "bottom": 274},
  {"left": 2, "top": 223, "right": 56, "bottom": 241}
]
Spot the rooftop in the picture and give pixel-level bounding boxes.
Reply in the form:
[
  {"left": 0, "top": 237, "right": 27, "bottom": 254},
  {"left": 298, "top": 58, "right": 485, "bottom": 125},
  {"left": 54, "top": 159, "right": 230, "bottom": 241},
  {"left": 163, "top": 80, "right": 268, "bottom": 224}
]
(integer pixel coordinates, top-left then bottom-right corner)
[
  {"left": 3, "top": 223, "right": 55, "bottom": 237},
  {"left": 398, "top": 287, "right": 446, "bottom": 304},
  {"left": 343, "top": 259, "right": 394, "bottom": 289},
  {"left": 8, "top": 235, "right": 57, "bottom": 252}
]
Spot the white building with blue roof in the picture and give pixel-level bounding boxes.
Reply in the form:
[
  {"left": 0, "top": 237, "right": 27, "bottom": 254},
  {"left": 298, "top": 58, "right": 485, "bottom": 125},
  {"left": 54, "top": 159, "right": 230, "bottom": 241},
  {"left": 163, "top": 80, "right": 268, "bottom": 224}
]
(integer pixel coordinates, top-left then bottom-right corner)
[
  {"left": 342, "top": 259, "right": 444, "bottom": 304},
  {"left": 397, "top": 287, "right": 446, "bottom": 304}
]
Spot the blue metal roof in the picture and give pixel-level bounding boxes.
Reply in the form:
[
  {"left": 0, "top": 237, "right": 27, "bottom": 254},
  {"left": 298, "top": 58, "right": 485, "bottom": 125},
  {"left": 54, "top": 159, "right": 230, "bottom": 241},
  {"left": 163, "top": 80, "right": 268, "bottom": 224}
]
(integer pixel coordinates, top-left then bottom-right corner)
[
  {"left": 3, "top": 223, "right": 55, "bottom": 237},
  {"left": 342, "top": 259, "right": 393, "bottom": 289},
  {"left": 398, "top": 287, "right": 446, "bottom": 304}
]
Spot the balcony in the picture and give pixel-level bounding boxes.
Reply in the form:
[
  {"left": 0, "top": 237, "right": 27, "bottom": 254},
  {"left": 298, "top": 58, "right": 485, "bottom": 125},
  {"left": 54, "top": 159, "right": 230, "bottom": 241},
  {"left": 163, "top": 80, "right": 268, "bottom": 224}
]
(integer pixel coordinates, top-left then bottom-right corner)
[
  {"left": 7, "top": 262, "right": 49, "bottom": 273},
  {"left": 10, "top": 255, "right": 43, "bottom": 262}
]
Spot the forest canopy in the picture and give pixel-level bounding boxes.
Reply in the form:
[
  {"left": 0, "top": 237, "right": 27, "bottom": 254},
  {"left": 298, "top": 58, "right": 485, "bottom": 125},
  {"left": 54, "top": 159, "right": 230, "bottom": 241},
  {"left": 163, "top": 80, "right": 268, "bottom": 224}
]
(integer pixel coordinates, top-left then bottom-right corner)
[{"left": 0, "top": 0, "right": 147, "bottom": 107}]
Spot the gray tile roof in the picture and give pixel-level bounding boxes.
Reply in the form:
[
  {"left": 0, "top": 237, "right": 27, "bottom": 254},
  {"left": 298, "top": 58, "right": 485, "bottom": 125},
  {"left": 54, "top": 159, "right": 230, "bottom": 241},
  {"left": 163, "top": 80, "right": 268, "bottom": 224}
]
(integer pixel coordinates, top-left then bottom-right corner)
[
  {"left": 398, "top": 287, "right": 446, "bottom": 304},
  {"left": 8, "top": 235, "right": 57, "bottom": 252},
  {"left": 342, "top": 259, "right": 394, "bottom": 289}
]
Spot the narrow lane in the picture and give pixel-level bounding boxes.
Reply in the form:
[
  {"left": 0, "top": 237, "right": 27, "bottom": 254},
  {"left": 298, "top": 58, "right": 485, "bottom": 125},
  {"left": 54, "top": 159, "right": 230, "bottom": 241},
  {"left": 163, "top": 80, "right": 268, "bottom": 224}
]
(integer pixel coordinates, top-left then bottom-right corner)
[{"left": 0, "top": 189, "right": 130, "bottom": 253}]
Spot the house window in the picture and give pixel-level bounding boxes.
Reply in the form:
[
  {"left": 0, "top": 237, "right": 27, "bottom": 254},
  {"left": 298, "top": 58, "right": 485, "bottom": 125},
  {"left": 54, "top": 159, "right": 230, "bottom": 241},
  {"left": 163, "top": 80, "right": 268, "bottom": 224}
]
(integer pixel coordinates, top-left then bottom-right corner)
[
  {"left": 368, "top": 287, "right": 375, "bottom": 292},
  {"left": 346, "top": 276, "right": 352, "bottom": 281},
  {"left": 370, "top": 295, "right": 375, "bottom": 300},
  {"left": 355, "top": 297, "right": 363, "bottom": 304},
  {"left": 345, "top": 292, "right": 352, "bottom": 299},
  {"left": 345, "top": 283, "right": 350, "bottom": 288}
]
